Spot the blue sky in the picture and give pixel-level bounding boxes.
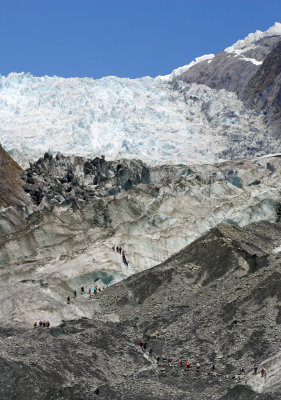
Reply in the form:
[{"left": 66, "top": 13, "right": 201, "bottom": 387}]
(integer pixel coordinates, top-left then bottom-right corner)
[{"left": 0, "top": 0, "right": 280, "bottom": 79}]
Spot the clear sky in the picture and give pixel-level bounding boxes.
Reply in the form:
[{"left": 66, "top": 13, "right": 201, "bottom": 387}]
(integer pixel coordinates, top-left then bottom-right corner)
[{"left": 0, "top": 0, "right": 280, "bottom": 79}]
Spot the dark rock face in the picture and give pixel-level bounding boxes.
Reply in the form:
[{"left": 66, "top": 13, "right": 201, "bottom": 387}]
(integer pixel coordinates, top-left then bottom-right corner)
[
  {"left": 1, "top": 220, "right": 281, "bottom": 399},
  {"left": 174, "top": 51, "right": 258, "bottom": 95},
  {"left": 22, "top": 153, "right": 151, "bottom": 206},
  {"left": 0, "top": 144, "right": 30, "bottom": 207},
  {"left": 175, "top": 36, "right": 280, "bottom": 98},
  {"left": 243, "top": 41, "right": 281, "bottom": 137},
  {"left": 174, "top": 35, "right": 281, "bottom": 136}
]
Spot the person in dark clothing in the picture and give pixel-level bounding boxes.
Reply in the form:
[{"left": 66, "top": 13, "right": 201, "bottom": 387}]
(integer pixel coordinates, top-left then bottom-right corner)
[
  {"left": 81, "top": 286, "right": 84, "bottom": 294},
  {"left": 39, "top": 321, "right": 43, "bottom": 327},
  {"left": 210, "top": 362, "right": 215, "bottom": 371},
  {"left": 67, "top": 296, "right": 71, "bottom": 304},
  {"left": 74, "top": 289, "right": 77, "bottom": 298},
  {"left": 34, "top": 322, "right": 37, "bottom": 327}
]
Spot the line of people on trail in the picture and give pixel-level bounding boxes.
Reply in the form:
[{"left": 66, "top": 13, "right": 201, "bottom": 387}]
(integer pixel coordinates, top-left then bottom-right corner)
[
  {"left": 239, "top": 365, "right": 266, "bottom": 377},
  {"left": 138, "top": 340, "right": 211, "bottom": 372},
  {"left": 33, "top": 321, "right": 50, "bottom": 328},
  {"left": 138, "top": 340, "right": 266, "bottom": 377},
  {"left": 112, "top": 245, "right": 129, "bottom": 267},
  {"left": 67, "top": 285, "right": 106, "bottom": 304}
]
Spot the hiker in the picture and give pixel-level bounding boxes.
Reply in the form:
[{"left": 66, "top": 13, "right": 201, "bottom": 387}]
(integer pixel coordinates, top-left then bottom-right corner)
[
  {"left": 162, "top": 356, "right": 167, "bottom": 364},
  {"left": 33, "top": 322, "right": 37, "bottom": 327},
  {"left": 81, "top": 286, "right": 84, "bottom": 294},
  {"left": 143, "top": 342, "right": 147, "bottom": 350},
  {"left": 122, "top": 250, "right": 125, "bottom": 256},
  {"left": 149, "top": 348, "right": 153, "bottom": 357},
  {"left": 210, "top": 362, "right": 215, "bottom": 371},
  {"left": 46, "top": 321, "right": 50, "bottom": 328},
  {"left": 168, "top": 359, "right": 172, "bottom": 367},
  {"left": 186, "top": 361, "right": 190, "bottom": 369},
  {"left": 112, "top": 246, "right": 115, "bottom": 251},
  {"left": 240, "top": 368, "right": 246, "bottom": 374},
  {"left": 42, "top": 321, "right": 46, "bottom": 327},
  {"left": 196, "top": 362, "right": 200, "bottom": 372},
  {"left": 254, "top": 365, "right": 258, "bottom": 374},
  {"left": 74, "top": 289, "right": 77, "bottom": 298},
  {"left": 178, "top": 359, "right": 182, "bottom": 367},
  {"left": 139, "top": 340, "right": 143, "bottom": 348},
  {"left": 116, "top": 246, "right": 119, "bottom": 253},
  {"left": 156, "top": 355, "right": 160, "bottom": 364},
  {"left": 67, "top": 296, "right": 71, "bottom": 304},
  {"left": 261, "top": 368, "right": 266, "bottom": 377},
  {"left": 94, "top": 286, "right": 97, "bottom": 294},
  {"left": 89, "top": 288, "right": 91, "bottom": 295},
  {"left": 39, "top": 321, "right": 43, "bottom": 327}
]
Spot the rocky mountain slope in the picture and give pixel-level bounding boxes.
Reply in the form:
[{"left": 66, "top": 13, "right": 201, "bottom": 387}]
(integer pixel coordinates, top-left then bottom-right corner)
[
  {"left": 1, "top": 151, "right": 281, "bottom": 326},
  {"left": 1, "top": 23, "right": 281, "bottom": 166},
  {"left": 0, "top": 144, "right": 30, "bottom": 207},
  {"left": 243, "top": 41, "right": 281, "bottom": 136},
  {"left": 0, "top": 220, "right": 280, "bottom": 399},
  {"left": 175, "top": 23, "right": 281, "bottom": 136}
]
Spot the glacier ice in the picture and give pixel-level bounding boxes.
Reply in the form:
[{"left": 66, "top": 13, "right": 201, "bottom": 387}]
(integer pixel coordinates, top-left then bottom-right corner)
[{"left": 0, "top": 72, "right": 272, "bottom": 167}]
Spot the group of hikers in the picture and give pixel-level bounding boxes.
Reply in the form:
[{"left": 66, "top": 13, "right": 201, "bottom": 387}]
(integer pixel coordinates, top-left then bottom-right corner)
[
  {"left": 112, "top": 245, "right": 129, "bottom": 267},
  {"left": 138, "top": 340, "right": 267, "bottom": 377},
  {"left": 33, "top": 320, "right": 50, "bottom": 328},
  {"left": 67, "top": 285, "right": 106, "bottom": 303},
  {"left": 240, "top": 365, "right": 266, "bottom": 377},
  {"left": 66, "top": 245, "right": 129, "bottom": 304}
]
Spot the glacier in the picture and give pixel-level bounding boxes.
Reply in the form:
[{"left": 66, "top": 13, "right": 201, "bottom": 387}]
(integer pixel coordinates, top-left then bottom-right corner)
[
  {"left": 1, "top": 22, "right": 281, "bottom": 166},
  {"left": 0, "top": 72, "right": 270, "bottom": 167}
]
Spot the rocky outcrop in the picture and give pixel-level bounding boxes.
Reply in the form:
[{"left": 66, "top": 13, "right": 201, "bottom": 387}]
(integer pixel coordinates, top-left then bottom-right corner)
[
  {"left": 0, "top": 144, "right": 30, "bottom": 207},
  {"left": 0, "top": 220, "right": 281, "bottom": 399},
  {"left": 243, "top": 41, "right": 281, "bottom": 136},
  {"left": 22, "top": 153, "right": 151, "bottom": 206},
  {"left": 174, "top": 35, "right": 281, "bottom": 96},
  {"left": 174, "top": 33, "right": 281, "bottom": 136}
]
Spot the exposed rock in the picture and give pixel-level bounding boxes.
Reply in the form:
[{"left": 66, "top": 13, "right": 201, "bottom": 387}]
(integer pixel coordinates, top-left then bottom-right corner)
[
  {"left": 243, "top": 41, "right": 281, "bottom": 137},
  {"left": 0, "top": 220, "right": 281, "bottom": 399},
  {"left": 174, "top": 33, "right": 281, "bottom": 137},
  {"left": 0, "top": 144, "right": 31, "bottom": 207},
  {"left": 174, "top": 35, "right": 281, "bottom": 96}
]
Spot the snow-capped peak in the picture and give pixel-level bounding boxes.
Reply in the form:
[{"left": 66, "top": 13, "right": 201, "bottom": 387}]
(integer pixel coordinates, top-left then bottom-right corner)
[
  {"left": 225, "top": 22, "right": 281, "bottom": 55},
  {"left": 156, "top": 54, "right": 215, "bottom": 81}
]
